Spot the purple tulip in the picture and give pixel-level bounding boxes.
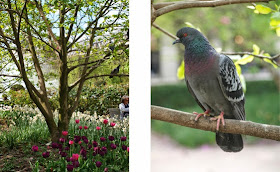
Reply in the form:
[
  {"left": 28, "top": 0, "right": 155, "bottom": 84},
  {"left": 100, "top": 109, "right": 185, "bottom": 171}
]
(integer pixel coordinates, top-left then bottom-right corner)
[
  {"left": 80, "top": 148, "right": 87, "bottom": 157},
  {"left": 42, "top": 151, "right": 50, "bottom": 158},
  {"left": 99, "top": 151, "right": 105, "bottom": 156},
  {"left": 74, "top": 136, "right": 81, "bottom": 143},
  {"left": 121, "top": 136, "right": 127, "bottom": 141},
  {"left": 95, "top": 161, "right": 102, "bottom": 168},
  {"left": 66, "top": 157, "right": 71, "bottom": 162},
  {"left": 51, "top": 142, "right": 58, "bottom": 149},
  {"left": 60, "top": 151, "right": 67, "bottom": 157},
  {"left": 88, "top": 144, "right": 92, "bottom": 149},
  {"left": 122, "top": 145, "right": 127, "bottom": 151},
  {"left": 93, "top": 151, "right": 97, "bottom": 156},
  {"left": 110, "top": 143, "right": 117, "bottom": 149},
  {"left": 108, "top": 136, "right": 115, "bottom": 141},
  {"left": 82, "top": 136, "right": 88, "bottom": 141},
  {"left": 101, "top": 146, "right": 107, "bottom": 153},
  {"left": 72, "top": 160, "right": 80, "bottom": 168},
  {"left": 100, "top": 137, "right": 106, "bottom": 142},
  {"left": 32, "top": 145, "right": 38, "bottom": 152},
  {"left": 92, "top": 141, "right": 98, "bottom": 147},
  {"left": 83, "top": 138, "right": 89, "bottom": 144},
  {"left": 67, "top": 164, "right": 74, "bottom": 171},
  {"left": 59, "top": 138, "right": 66, "bottom": 143},
  {"left": 64, "top": 147, "right": 70, "bottom": 151}
]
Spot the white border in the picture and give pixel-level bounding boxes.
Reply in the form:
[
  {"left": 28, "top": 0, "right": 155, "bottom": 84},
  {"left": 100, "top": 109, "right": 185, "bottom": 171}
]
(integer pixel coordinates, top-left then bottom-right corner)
[{"left": 130, "top": 0, "right": 151, "bottom": 171}]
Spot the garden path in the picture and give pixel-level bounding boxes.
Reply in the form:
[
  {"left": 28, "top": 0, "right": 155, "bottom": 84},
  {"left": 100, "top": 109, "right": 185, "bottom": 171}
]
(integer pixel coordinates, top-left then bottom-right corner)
[{"left": 151, "top": 132, "right": 280, "bottom": 172}]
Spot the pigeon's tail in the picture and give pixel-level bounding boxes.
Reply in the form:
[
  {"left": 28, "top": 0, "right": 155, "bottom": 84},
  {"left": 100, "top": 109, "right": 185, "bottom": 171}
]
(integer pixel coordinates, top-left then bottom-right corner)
[{"left": 216, "top": 132, "right": 243, "bottom": 152}]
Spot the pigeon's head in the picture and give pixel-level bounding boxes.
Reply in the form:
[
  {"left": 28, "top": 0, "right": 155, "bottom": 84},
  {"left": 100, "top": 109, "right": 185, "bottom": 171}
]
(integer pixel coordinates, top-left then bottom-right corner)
[{"left": 173, "top": 27, "right": 207, "bottom": 46}]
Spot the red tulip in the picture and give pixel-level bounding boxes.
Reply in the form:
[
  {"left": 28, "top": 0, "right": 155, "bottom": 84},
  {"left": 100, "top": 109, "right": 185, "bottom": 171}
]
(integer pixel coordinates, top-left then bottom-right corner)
[
  {"left": 71, "top": 154, "right": 80, "bottom": 161},
  {"left": 69, "top": 140, "right": 74, "bottom": 145},
  {"left": 84, "top": 126, "right": 88, "bottom": 129},
  {"left": 62, "top": 131, "right": 68, "bottom": 136},
  {"left": 96, "top": 126, "right": 101, "bottom": 130},
  {"left": 78, "top": 126, "right": 83, "bottom": 130},
  {"left": 75, "top": 119, "right": 80, "bottom": 124},
  {"left": 110, "top": 122, "right": 116, "bottom": 127},
  {"left": 32, "top": 145, "right": 38, "bottom": 152},
  {"left": 127, "top": 147, "right": 129, "bottom": 152},
  {"left": 103, "top": 119, "right": 108, "bottom": 125}
]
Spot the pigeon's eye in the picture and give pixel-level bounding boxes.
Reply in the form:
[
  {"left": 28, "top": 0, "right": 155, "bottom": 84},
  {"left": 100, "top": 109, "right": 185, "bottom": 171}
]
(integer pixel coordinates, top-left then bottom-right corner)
[{"left": 183, "top": 33, "right": 188, "bottom": 37}]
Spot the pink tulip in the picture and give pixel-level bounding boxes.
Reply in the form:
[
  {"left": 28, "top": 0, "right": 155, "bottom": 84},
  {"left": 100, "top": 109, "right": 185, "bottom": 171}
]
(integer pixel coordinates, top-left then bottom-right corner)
[
  {"left": 75, "top": 119, "right": 80, "bottom": 124},
  {"left": 78, "top": 141, "right": 82, "bottom": 144},
  {"left": 127, "top": 147, "right": 129, "bottom": 152},
  {"left": 62, "top": 131, "right": 68, "bottom": 136},
  {"left": 69, "top": 140, "right": 74, "bottom": 145},
  {"left": 78, "top": 126, "right": 83, "bottom": 130},
  {"left": 110, "top": 122, "right": 116, "bottom": 127},
  {"left": 103, "top": 119, "right": 108, "bottom": 125},
  {"left": 32, "top": 145, "right": 38, "bottom": 152},
  {"left": 96, "top": 126, "right": 101, "bottom": 130},
  {"left": 84, "top": 126, "right": 88, "bottom": 129},
  {"left": 72, "top": 154, "right": 80, "bottom": 161}
]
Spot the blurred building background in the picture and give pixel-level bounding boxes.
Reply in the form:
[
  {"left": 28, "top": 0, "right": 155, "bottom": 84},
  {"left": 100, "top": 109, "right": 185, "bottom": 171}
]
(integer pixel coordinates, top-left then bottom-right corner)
[{"left": 151, "top": 1, "right": 280, "bottom": 172}]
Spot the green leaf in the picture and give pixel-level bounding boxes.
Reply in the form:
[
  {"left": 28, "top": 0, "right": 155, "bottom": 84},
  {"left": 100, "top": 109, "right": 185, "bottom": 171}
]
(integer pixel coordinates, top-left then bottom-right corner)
[
  {"left": 185, "top": 22, "right": 201, "bottom": 32},
  {"left": 235, "top": 55, "right": 254, "bottom": 65},
  {"left": 177, "top": 60, "right": 185, "bottom": 80},
  {"left": 263, "top": 58, "right": 278, "bottom": 68},
  {"left": 239, "top": 74, "right": 246, "bottom": 93},
  {"left": 255, "top": 5, "right": 272, "bottom": 14},
  {"left": 252, "top": 44, "right": 260, "bottom": 55},
  {"left": 234, "top": 63, "right": 242, "bottom": 75},
  {"left": 276, "top": 27, "right": 280, "bottom": 36},
  {"left": 271, "top": 12, "right": 280, "bottom": 20}
]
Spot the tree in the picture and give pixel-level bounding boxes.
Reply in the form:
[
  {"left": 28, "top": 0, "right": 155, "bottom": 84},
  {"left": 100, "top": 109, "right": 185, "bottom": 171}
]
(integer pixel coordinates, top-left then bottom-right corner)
[{"left": 0, "top": 0, "right": 129, "bottom": 141}]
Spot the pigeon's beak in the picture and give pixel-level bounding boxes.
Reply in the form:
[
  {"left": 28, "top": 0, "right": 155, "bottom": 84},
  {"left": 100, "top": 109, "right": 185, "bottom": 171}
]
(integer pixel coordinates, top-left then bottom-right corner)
[{"left": 173, "top": 39, "right": 180, "bottom": 45}]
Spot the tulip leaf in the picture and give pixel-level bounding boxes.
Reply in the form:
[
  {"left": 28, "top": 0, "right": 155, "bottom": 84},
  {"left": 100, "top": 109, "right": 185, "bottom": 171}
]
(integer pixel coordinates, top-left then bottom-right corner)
[
  {"left": 255, "top": 5, "right": 272, "bottom": 14},
  {"left": 177, "top": 60, "right": 185, "bottom": 80}
]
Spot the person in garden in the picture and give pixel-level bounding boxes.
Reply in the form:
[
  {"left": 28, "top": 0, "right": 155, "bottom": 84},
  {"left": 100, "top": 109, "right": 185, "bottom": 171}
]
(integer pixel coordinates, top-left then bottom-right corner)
[{"left": 119, "top": 95, "right": 129, "bottom": 120}]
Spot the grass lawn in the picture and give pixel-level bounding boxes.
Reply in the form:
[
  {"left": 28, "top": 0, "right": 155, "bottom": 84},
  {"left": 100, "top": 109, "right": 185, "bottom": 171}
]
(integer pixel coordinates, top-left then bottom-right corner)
[{"left": 151, "top": 80, "right": 280, "bottom": 147}]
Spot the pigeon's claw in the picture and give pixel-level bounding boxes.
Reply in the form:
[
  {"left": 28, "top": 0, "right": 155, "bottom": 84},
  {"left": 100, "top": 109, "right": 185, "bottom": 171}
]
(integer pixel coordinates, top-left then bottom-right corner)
[
  {"left": 193, "top": 110, "right": 210, "bottom": 121},
  {"left": 210, "top": 111, "right": 225, "bottom": 131}
]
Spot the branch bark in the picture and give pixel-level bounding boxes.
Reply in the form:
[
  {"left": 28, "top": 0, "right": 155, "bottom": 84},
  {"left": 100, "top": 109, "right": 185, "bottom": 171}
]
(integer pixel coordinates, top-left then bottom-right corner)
[
  {"left": 151, "top": 105, "right": 280, "bottom": 141},
  {"left": 153, "top": 0, "right": 273, "bottom": 19}
]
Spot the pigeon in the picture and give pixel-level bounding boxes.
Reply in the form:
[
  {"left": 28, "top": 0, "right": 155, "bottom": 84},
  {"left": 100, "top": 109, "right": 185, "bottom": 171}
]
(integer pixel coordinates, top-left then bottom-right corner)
[
  {"left": 110, "top": 65, "right": 120, "bottom": 78},
  {"left": 173, "top": 27, "right": 245, "bottom": 152}
]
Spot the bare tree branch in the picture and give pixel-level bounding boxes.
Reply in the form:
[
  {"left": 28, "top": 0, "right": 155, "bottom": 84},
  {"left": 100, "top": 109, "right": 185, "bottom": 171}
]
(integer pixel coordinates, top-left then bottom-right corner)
[
  {"left": 0, "top": 74, "right": 21, "bottom": 78},
  {"left": 153, "top": 0, "right": 273, "bottom": 18},
  {"left": 151, "top": 106, "right": 280, "bottom": 141},
  {"left": 85, "top": 74, "right": 129, "bottom": 80}
]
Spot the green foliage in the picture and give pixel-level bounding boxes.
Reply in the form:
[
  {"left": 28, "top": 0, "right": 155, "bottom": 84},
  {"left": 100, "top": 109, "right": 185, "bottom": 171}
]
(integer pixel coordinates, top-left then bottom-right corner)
[
  {"left": 7, "top": 90, "right": 34, "bottom": 107},
  {"left": 152, "top": 81, "right": 280, "bottom": 147},
  {"left": 70, "top": 84, "right": 129, "bottom": 115},
  {"left": 249, "top": 1, "right": 280, "bottom": 36}
]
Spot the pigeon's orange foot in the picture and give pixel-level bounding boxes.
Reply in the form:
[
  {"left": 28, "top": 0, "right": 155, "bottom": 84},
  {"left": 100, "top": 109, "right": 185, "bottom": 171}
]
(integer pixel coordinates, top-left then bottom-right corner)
[
  {"left": 193, "top": 110, "right": 210, "bottom": 121},
  {"left": 210, "top": 111, "right": 225, "bottom": 131}
]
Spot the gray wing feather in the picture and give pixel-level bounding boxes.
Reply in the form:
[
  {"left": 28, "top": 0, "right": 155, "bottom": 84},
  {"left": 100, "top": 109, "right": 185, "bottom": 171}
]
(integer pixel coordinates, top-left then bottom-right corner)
[
  {"left": 218, "top": 54, "right": 245, "bottom": 120},
  {"left": 185, "top": 79, "right": 206, "bottom": 111}
]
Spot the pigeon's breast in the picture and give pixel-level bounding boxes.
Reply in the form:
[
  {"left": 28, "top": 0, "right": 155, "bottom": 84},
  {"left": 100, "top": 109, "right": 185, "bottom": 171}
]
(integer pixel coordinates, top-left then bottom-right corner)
[{"left": 184, "top": 55, "right": 216, "bottom": 76}]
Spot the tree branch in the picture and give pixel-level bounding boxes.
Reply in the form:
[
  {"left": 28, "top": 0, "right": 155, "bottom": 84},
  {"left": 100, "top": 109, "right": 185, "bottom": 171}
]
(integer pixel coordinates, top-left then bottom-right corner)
[
  {"left": 153, "top": 0, "right": 273, "bottom": 18},
  {"left": 0, "top": 74, "right": 21, "bottom": 78},
  {"left": 151, "top": 106, "right": 280, "bottom": 141},
  {"left": 152, "top": 24, "right": 279, "bottom": 66},
  {"left": 85, "top": 74, "right": 129, "bottom": 80}
]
